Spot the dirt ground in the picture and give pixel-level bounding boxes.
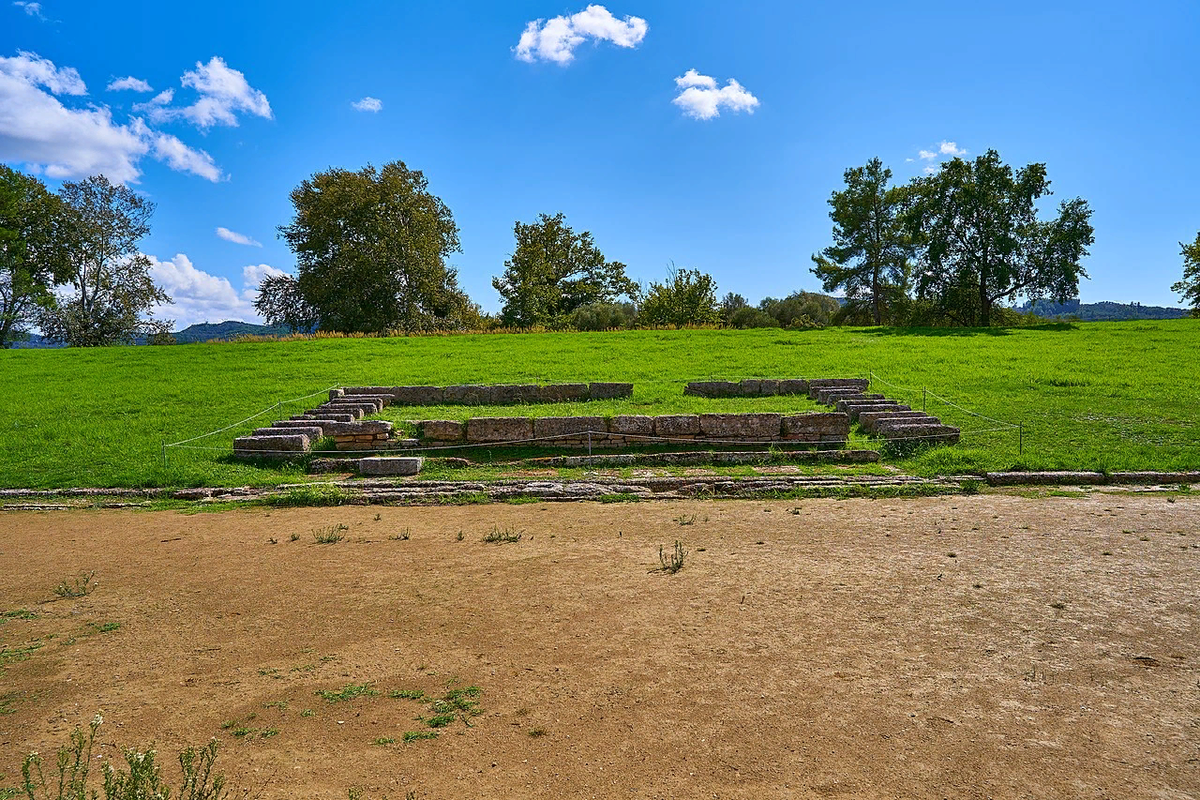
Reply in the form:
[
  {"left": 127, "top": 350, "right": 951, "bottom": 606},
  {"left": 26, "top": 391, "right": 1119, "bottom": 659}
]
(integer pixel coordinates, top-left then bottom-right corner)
[{"left": 1, "top": 493, "right": 1197, "bottom": 799}]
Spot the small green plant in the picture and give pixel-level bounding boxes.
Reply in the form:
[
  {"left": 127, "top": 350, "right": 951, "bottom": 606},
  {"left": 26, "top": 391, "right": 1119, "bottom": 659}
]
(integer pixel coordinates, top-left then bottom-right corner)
[
  {"left": 263, "top": 700, "right": 287, "bottom": 711},
  {"left": 289, "top": 532, "right": 301, "bottom": 542},
  {"left": 455, "top": 531, "right": 465, "bottom": 541},
  {"left": 388, "top": 527, "right": 411, "bottom": 541},
  {"left": 421, "top": 713, "right": 456, "bottom": 728},
  {"left": 389, "top": 689, "right": 425, "bottom": 700},
  {"left": 673, "top": 514, "right": 695, "bottom": 526},
  {"left": 402, "top": 731, "right": 437, "bottom": 743},
  {"left": 259, "top": 728, "right": 279, "bottom": 739},
  {"left": 299, "top": 709, "right": 315, "bottom": 718},
  {"left": 371, "top": 737, "right": 395, "bottom": 746},
  {"left": 528, "top": 727, "right": 547, "bottom": 738},
  {"left": 53, "top": 571, "right": 96, "bottom": 599},
  {"left": 315, "top": 683, "right": 378, "bottom": 703},
  {"left": 0, "top": 609, "right": 36, "bottom": 624},
  {"left": 960, "top": 478, "right": 983, "bottom": 494},
  {"left": 482, "top": 526, "right": 522, "bottom": 544},
  {"left": 231, "top": 727, "right": 255, "bottom": 738},
  {"left": 312, "top": 524, "right": 348, "bottom": 544},
  {"left": 88, "top": 622, "right": 121, "bottom": 634},
  {"left": 21, "top": 713, "right": 101, "bottom": 799},
  {"left": 654, "top": 541, "right": 688, "bottom": 574}
]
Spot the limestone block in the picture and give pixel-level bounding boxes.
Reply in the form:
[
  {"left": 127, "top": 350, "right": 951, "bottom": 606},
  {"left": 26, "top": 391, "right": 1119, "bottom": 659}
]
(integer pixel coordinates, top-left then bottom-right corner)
[
  {"left": 308, "top": 406, "right": 362, "bottom": 420},
  {"left": 444, "top": 385, "right": 489, "bottom": 405},
  {"left": 233, "top": 434, "right": 310, "bottom": 454},
  {"left": 324, "top": 398, "right": 383, "bottom": 412},
  {"left": 683, "top": 381, "right": 738, "bottom": 397},
  {"left": 420, "top": 420, "right": 464, "bottom": 441},
  {"left": 807, "top": 378, "right": 870, "bottom": 399},
  {"left": 392, "top": 386, "right": 446, "bottom": 405},
  {"left": 736, "top": 379, "right": 762, "bottom": 396},
  {"left": 254, "top": 426, "right": 323, "bottom": 440},
  {"left": 539, "top": 384, "right": 589, "bottom": 403},
  {"left": 466, "top": 417, "right": 533, "bottom": 442},
  {"left": 880, "top": 423, "right": 960, "bottom": 444},
  {"left": 873, "top": 417, "right": 943, "bottom": 435},
  {"left": 777, "top": 379, "right": 809, "bottom": 395},
  {"left": 654, "top": 415, "right": 701, "bottom": 438},
  {"left": 342, "top": 386, "right": 393, "bottom": 398},
  {"left": 534, "top": 416, "right": 606, "bottom": 440},
  {"left": 328, "top": 388, "right": 345, "bottom": 401},
  {"left": 781, "top": 413, "right": 850, "bottom": 437},
  {"left": 698, "top": 413, "right": 782, "bottom": 440},
  {"left": 300, "top": 412, "right": 356, "bottom": 422},
  {"left": 817, "top": 389, "right": 882, "bottom": 405},
  {"left": 487, "top": 384, "right": 541, "bottom": 404},
  {"left": 321, "top": 420, "right": 393, "bottom": 438},
  {"left": 758, "top": 379, "right": 780, "bottom": 396},
  {"left": 588, "top": 382, "right": 633, "bottom": 400},
  {"left": 610, "top": 415, "right": 654, "bottom": 437},
  {"left": 358, "top": 457, "right": 423, "bottom": 476},
  {"left": 858, "top": 411, "right": 937, "bottom": 433}
]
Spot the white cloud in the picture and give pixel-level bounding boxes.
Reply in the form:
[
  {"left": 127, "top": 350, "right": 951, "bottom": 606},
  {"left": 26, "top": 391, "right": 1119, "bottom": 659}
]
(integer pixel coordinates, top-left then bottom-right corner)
[
  {"left": 143, "top": 57, "right": 271, "bottom": 129},
  {"left": 515, "top": 4, "right": 648, "bottom": 64},
  {"left": 0, "top": 52, "right": 223, "bottom": 183},
  {"left": 351, "top": 96, "right": 382, "bottom": 112},
  {"left": 147, "top": 253, "right": 283, "bottom": 327},
  {"left": 914, "top": 140, "right": 968, "bottom": 174},
  {"left": 939, "top": 140, "right": 966, "bottom": 156},
  {"left": 106, "top": 76, "right": 152, "bottom": 93},
  {"left": 216, "top": 226, "right": 261, "bottom": 247},
  {"left": 671, "top": 69, "right": 759, "bottom": 120},
  {"left": 13, "top": 2, "right": 45, "bottom": 19},
  {"left": 918, "top": 149, "right": 937, "bottom": 160}
]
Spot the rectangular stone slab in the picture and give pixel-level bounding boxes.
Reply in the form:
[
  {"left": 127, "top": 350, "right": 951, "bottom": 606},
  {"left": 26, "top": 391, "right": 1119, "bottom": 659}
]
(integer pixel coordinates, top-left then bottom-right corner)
[
  {"left": 587, "top": 382, "right": 633, "bottom": 400},
  {"left": 807, "top": 379, "right": 869, "bottom": 399},
  {"left": 232, "top": 434, "right": 310, "bottom": 453},
  {"left": 358, "top": 457, "right": 423, "bottom": 476},
  {"left": 392, "top": 386, "right": 446, "bottom": 405},
  {"left": 307, "top": 406, "right": 362, "bottom": 420},
  {"left": 253, "top": 426, "right": 323, "bottom": 440},
  {"left": 466, "top": 417, "right": 533, "bottom": 442},
  {"left": 683, "top": 381, "right": 739, "bottom": 397},
  {"left": 654, "top": 415, "right": 700, "bottom": 437},
  {"left": 776, "top": 379, "right": 810, "bottom": 395},
  {"left": 538, "top": 384, "right": 589, "bottom": 402},
  {"left": 534, "top": 416, "right": 606, "bottom": 439},
  {"left": 320, "top": 420, "right": 393, "bottom": 437},
  {"left": 858, "top": 411, "right": 938, "bottom": 433},
  {"left": 419, "top": 420, "right": 464, "bottom": 441},
  {"left": 698, "top": 413, "right": 782, "bottom": 440},
  {"left": 880, "top": 423, "right": 961, "bottom": 444},
  {"left": 297, "top": 412, "right": 356, "bottom": 422},
  {"left": 609, "top": 415, "right": 654, "bottom": 437},
  {"left": 781, "top": 412, "right": 851, "bottom": 437}
]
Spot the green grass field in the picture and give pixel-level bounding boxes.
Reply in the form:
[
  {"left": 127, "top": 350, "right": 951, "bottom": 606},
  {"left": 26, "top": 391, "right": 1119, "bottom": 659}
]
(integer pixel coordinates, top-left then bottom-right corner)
[{"left": 2, "top": 320, "right": 1198, "bottom": 489}]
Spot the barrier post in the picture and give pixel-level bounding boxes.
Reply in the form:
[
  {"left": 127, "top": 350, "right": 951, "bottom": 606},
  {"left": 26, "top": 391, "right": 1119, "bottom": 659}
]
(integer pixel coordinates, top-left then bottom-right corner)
[
  {"left": 922, "top": 388, "right": 926, "bottom": 412},
  {"left": 162, "top": 440, "right": 167, "bottom": 468},
  {"left": 1019, "top": 423, "right": 1024, "bottom": 456}
]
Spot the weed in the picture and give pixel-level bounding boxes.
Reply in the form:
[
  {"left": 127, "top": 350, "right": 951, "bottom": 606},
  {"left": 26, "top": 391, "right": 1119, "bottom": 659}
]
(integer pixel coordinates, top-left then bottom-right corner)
[
  {"left": 421, "top": 713, "right": 456, "bottom": 728},
  {"left": 263, "top": 700, "right": 287, "bottom": 711},
  {"left": 268, "top": 485, "right": 348, "bottom": 507},
  {"left": 947, "top": 552, "right": 957, "bottom": 558},
  {"left": 299, "top": 709, "right": 315, "bottom": 718},
  {"left": 599, "top": 493, "right": 641, "bottom": 503},
  {"left": 389, "top": 689, "right": 425, "bottom": 701},
  {"left": 528, "top": 727, "right": 547, "bottom": 738},
  {"left": 1050, "top": 601, "right": 1066, "bottom": 610},
  {"left": 402, "top": 731, "right": 437, "bottom": 743},
  {"left": 673, "top": 514, "right": 695, "bottom": 526},
  {"left": 88, "top": 622, "right": 120, "bottom": 634},
  {"left": 231, "top": 727, "right": 255, "bottom": 738},
  {"left": 482, "top": 526, "right": 522, "bottom": 544},
  {"left": 0, "top": 640, "right": 44, "bottom": 674},
  {"left": 654, "top": 540, "right": 688, "bottom": 574},
  {"left": 371, "top": 737, "right": 395, "bottom": 746},
  {"left": 312, "top": 524, "right": 348, "bottom": 544},
  {"left": 315, "top": 683, "right": 378, "bottom": 703},
  {"left": 0, "top": 609, "right": 36, "bottom": 624},
  {"left": 289, "top": 533, "right": 300, "bottom": 542},
  {"left": 373, "top": 513, "right": 382, "bottom": 521},
  {"left": 960, "top": 478, "right": 983, "bottom": 494},
  {"left": 388, "top": 527, "right": 411, "bottom": 541},
  {"left": 53, "top": 571, "right": 96, "bottom": 599},
  {"left": 219, "top": 720, "right": 236, "bottom": 730},
  {"left": 267, "top": 537, "right": 278, "bottom": 545},
  {"left": 259, "top": 728, "right": 279, "bottom": 738},
  {"left": 455, "top": 530, "right": 465, "bottom": 541}
]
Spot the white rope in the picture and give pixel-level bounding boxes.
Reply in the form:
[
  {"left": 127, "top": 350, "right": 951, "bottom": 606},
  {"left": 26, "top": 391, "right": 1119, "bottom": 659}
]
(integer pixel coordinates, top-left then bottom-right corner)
[
  {"left": 165, "top": 384, "right": 341, "bottom": 448},
  {"left": 869, "top": 371, "right": 1020, "bottom": 430}
]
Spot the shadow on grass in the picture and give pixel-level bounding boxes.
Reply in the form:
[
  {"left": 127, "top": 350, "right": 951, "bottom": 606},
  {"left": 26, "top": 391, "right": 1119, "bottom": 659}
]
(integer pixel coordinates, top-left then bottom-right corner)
[{"left": 864, "top": 322, "right": 1078, "bottom": 337}]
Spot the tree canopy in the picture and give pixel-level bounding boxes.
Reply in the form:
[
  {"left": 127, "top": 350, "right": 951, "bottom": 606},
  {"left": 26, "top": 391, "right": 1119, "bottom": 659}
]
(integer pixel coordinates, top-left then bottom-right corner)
[
  {"left": 907, "top": 150, "right": 1094, "bottom": 327},
  {"left": 38, "top": 175, "right": 172, "bottom": 346},
  {"left": 639, "top": 267, "right": 720, "bottom": 328},
  {"left": 272, "top": 161, "right": 474, "bottom": 333},
  {"left": 1171, "top": 232, "right": 1200, "bottom": 317},
  {"left": 492, "top": 212, "right": 636, "bottom": 328},
  {"left": 811, "top": 158, "right": 913, "bottom": 325},
  {"left": 0, "top": 166, "right": 72, "bottom": 348}
]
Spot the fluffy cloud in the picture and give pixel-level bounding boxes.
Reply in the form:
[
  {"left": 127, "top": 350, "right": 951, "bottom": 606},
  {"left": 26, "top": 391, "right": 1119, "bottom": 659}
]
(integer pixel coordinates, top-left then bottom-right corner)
[
  {"left": 141, "top": 57, "right": 271, "bottom": 129},
  {"left": 13, "top": 2, "right": 45, "bottom": 19},
  {"left": 106, "top": 76, "right": 152, "bottom": 93},
  {"left": 671, "top": 69, "right": 759, "bottom": 120},
  {"left": 351, "top": 96, "right": 382, "bottom": 112},
  {"left": 0, "top": 51, "right": 220, "bottom": 183},
  {"left": 916, "top": 141, "right": 968, "bottom": 173},
  {"left": 515, "top": 4, "right": 648, "bottom": 64},
  {"left": 147, "top": 254, "right": 284, "bottom": 327},
  {"left": 216, "top": 226, "right": 261, "bottom": 247}
]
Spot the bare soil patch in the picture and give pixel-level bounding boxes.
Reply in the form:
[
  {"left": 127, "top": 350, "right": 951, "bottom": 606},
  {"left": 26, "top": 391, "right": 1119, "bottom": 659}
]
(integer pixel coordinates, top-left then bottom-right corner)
[{"left": 1, "top": 494, "right": 1197, "bottom": 799}]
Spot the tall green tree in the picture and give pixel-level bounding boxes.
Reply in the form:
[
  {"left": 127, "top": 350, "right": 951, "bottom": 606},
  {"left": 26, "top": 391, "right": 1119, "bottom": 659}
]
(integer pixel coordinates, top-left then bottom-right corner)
[
  {"left": 810, "top": 158, "right": 913, "bottom": 325},
  {"left": 908, "top": 150, "right": 1094, "bottom": 327},
  {"left": 1171, "top": 232, "right": 1200, "bottom": 317},
  {"left": 639, "top": 267, "right": 720, "bottom": 328},
  {"left": 0, "top": 166, "right": 73, "bottom": 348},
  {"left": 276, "top": 161, "right": 473, "bottom": 333},
  {"left": 492, "top": 212, "right": 636, "bottom": 328},
  {"left": 38, "top": 175, "right": 172, "bottom": 346}
]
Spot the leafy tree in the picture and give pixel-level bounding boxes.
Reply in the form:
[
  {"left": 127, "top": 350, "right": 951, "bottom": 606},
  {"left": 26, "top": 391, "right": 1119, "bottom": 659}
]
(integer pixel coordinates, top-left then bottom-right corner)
[
  {"left": 1171, "top": 232, "right": 1200, "bottom": 317},
  {"left": 907, "top": 150, "right": 1094, "bottom": 327},
  {"left": 38, "top": 175, "right": 172, "bottom": 346},
  {"left": 278, "top": 161, "right": 473, "bottom": 333},
  {"left": 728, "top": 306, "right": 779, "bottom": 328},
  {"left": 759, "top": 291, "right": 840, "bottom": 328},
  {"left": 719, "top": 292, "right": 749, "bottom": 325},
  {"left": 253, "top": 273, "right": 318, "bottom": 331},
  {"left": 639, "top": 267, "right": 720, "bottom": 328},
  {"left": 567, "top": 301, "right": 638, "bottom": 331},
  {"left": 0, "top": 166, "right": 73, "bottom": 347},
  {"left": 810, "top": 158, "right": 913, "bottom": 325},
  {"left": 492, "top": 212, "right": 637, "bottom": 328}
]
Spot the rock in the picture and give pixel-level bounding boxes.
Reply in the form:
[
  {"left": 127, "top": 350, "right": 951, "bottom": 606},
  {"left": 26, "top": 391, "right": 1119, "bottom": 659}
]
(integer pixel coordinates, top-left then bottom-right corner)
[
  {"left": 758, "top": 379, "right": 780, "bottom": 396},
  {"left": 654, "top": 415, "right": 701, "bottom": 438},
  {"left": 321, "top": 420, "right": 393, "bottom": 437},
  {"left": 858, "top": 411, "right": 938, "bottom": 433},
  {"left": 736, "top": 379, "right": 762, "bottom": 396},
  {"left": 358, "top": 457, "right": 423, "bottom": 476},
  {"left": 698, "top": 413, "right": 782, "bottom": 440},
  {"left": 807, "top": 378, "right": 869, "bottom": 399},
  {"left": 683, "top": 381, "right": 738, "bottom": 397},
  {"left": 466, "top": 417, "right": 534, "bottom": 442},
  {"left": 420, "top": 420, "right": 464, "bottom": 441},
  {"left": 609, "top": 415, "right": 654, "bottom": 437},
  {"left": 539, "top": 384, "right": 589, "bottom": 403},
  {"left": 879, "top": 423, "right": 960, "bottom": 444},
  {"left": 777, "top": 379, "right": 809, "bottom": 395},
  {"left": 299, "top": 411, "right": 356, "bottom": 422},
  {"left": 328, "top": 388, "right": 345, "bottom": 401},
  {"left": 781, "top": 413, "right": 850, "bottom": 437},
  {"left": 253, "top": 426, "right": 323, "bottom": 440},
  {"left": 588, "top": 382, "right": 633, "bottom": 400},
  {"left": 392, "top": 386, "right": 446, "bottom": 405},
  {"left": 533, "top": 416, "right": 606, "bottom": 440},
  {"left": 232, "top": 434, "right": 311, "bottom": 456},
  {"left": 307, "top": 406, "right": 362, "bottom": 420}
]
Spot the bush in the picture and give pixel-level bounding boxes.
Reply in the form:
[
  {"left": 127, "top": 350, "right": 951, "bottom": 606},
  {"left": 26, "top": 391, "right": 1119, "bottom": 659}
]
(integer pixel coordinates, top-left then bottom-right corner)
[
  {"left": 728, "top": 307, "right": 779, "bottom": 329},
  {"left": 568, "top": 302, "right": 638, "bottom": 331}
]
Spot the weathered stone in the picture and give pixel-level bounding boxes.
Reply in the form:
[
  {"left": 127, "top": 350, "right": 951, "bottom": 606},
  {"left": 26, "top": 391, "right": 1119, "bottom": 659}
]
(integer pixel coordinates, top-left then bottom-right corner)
[
  {"left": 781, "top": 412, "right": 851, "bottom": 437},
  {"left": 419, "top": 420, "right": 464, "bottom": 441},
  {"left": 985, "top": 471, "right": 1106, "bottom": 486},
  {"left": 392, "top": 386, "right": 445, "bottom": 405},
  {"left": 299, "top": 411, "right": 356, "bottom": 422},
  {"left": 443, "top": 385, "right": 489, "bottom": 405},
  {"left": 588, "top": 382, "right": 633, "bottom": 400},
  {"left": 879, "top": 423, "right": 960, "bottom": 444},
  {"left": 777, "top": 379, "right": 809, "bottom": 395},
  {"left": 274, "top": 419, "right": 337, "bottom": 434},
  {"left": 339, "top": 393, "right": 393, "bottom": 408},
  {"left": 323, "top": 398, "right": 383, "bottom": 413},
  {"left": 308, "top": 406, "right": 362, "bottom": 420},
  {"left": 817, "top": 388, "right": 882, "bottom": 405},
  {"left": 321, "top": 420, "right": 393, "bottom": 438},
  {"left": 654, "top": 415, "right": 700, "bottom": 438},
  {"left": 232, "top": 434, "right": 310, "bottom": 454},
  {"left": 858, "top": 411, "right": 938, "bottom": 433},
  {"left": 254, "top": 426, "right": 323, "bottom": 440},
  {"left": 328, "top": 388, "right": 345, "bottom": 401},
  {"left": 807, "top": 378, "right": 869, "bottom": 399},
  {"left": 758, "top": 379, "right": 780, "bottom": 396},
  {"left": 342, "top": 386, "right": 393, "bottom": 397},
  {"left": 874, "top": 417, "right": 945, "bottom": 435},
  {"left": 534, "top": 416, "right": 606, "bottom": 440},
  {"left": 609, "top": 415, "right": 654, "bottom": 437},
  {"left": 736, "top": 379, "right": 762, "bottom": 397},
  {"left": 358, "top": 457, "right": 423, "bottom": 477},
  {"left": 684, "top": 381, "right": 738, "bottom": 397},
  {"left": 538, "top": 384, "right": 589, "bottom": 403},
  {"left": 836, "top": 400, "right": 906, "bottom": 419},
  {"left": 698, "top": 413, "right": 782, "bottom": 440},
  {"left": 466, "top": 417, "right": 533, "bottom": 442},
  {"left": 490, "top": 385, "right": 542, "bottom": 404}
]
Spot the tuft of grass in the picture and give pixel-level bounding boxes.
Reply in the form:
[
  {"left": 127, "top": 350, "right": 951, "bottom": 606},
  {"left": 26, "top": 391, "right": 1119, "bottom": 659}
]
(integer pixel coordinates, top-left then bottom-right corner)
[
  {"left": 960, "top": 478, "right": 983, "bottom": 494},
  {"left": 388, "top": 527, "right": 411, "bottom": 541},
  {"left": 268, "top": 485, "right": 349, "bottom": 507},
  {"left": 402, "top": 731, "right": 437, "bottom": 743},
  {"left": 300, "top": 709, "right": 315, "bottom": 718},
  {"left": 371, "top": 737, "right": 395, "bottom": 746},
  {"left": 260, "top": 728, "right": 279, "bottom": 738},
  {"left": 482, "top": 526, "right": 522, "bottom": 544},
  {"left": 312, "top": 524, "right": 348, "bottom": 544},
  {"left": 654, "top": 540, "right": 688, "bottom": 574},
  {"left": 528, "top": 727, "right": 547, "bottom": 738},
  {"left": 289, "top": 532, "right": 301, "bottom": 542},
  {"left": 0, "top": 609, "right": 36, "bottom": 624},
  {"left": 88, "top": 621, "right": 121, "bottom": 633},
  {"left": 673, "top": 514, "right": 695, "bottom": 526},
  {"left": 315, "top": 683, "right": 378, "bottom": 703},
  {"left": 389, "top": 689, "right": 426, "bottom": 701},
  {"left": 53, "top": 571, "right": 96, "bottom": 598},
  {"left": 455, "top": 530, "right": 465, "bottom": 541},
  {"left": 599, "top": 493, "right": 641, "bottom": 503}
]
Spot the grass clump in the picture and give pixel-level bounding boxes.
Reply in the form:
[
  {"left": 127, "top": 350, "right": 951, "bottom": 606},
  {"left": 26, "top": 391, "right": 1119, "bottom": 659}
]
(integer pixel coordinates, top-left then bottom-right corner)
[
  {"left": 315, "top": 683, "right": 378, "bottom": 703},
  {"left": 388, "top": 689, "right": 425, "bottom": 701},
  {"left": 311, "top": 524, "right": 348, "bottom": 544},
  {"left": 0, "top": 609, "right": 36, "bottom": 624},
  {"left": 654, "top": 540, "right": 688, "bottom": 574},
  {"left": 402, "top": 731, "right": 437, "bottom": 743},
  {"left": 53, "top": 571, "right": 96, "bottom": 599},
  {"left": 482, "top": 526, "right": 522, "bottom": 544}
]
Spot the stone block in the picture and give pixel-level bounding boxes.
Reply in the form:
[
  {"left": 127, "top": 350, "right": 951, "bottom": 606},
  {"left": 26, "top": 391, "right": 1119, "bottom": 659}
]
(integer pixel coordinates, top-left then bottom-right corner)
[
  {"left": 254, "top": 426, "right": 323, "bottom": 440},
  {"left": 328, "top": 388, "right": 345, "bottom": 401},
  {"left": 534, "top": 416, "right": 606, "bottom": 440},
  {"left": 781, "top": 412, "right": 850, "bottom": 437},
  {"left": 698, "top": 413, "right": 782, "bottom": 440},
  {"left": 758, "top": 379, "right": 780, "bottom": 396},
  {"left": 654, "top": 415, "right": 701, "bottom": 438},
  {"left": 817, "top": 389, "right": 882, "bottom": 405},
  {"left": 873, "top": 417, "right": 943, "bottom": 435},
  {"left": 858, "top": 411, "right": 937, "bottom": 434},
  {"left": 488, "top": 384, "right": 541, "bottom": 404},
  {"left": 539, "top": 384, "right": 589, "bottom": 403},
  {"left": 777, "top": 379, "right": 809, "bottom": 395},
  {"left": 392, "top": 386, "right": 446, "bottom": 405},
  {"left": 420, "top": 420, "right": 464, "bottom": 441},
  {"left": 880, "top": 423, "right": 960, "bottom": 444},
  {"left": 466, "top": 417, "right": 533, "bottom": 442},
  {"left": 836, "top": 400, "right": 905, "bottom": 418},
  {"left": 358, "top": 457, "right": 423, "bottom": 476},
  {"left": 588, "top": 382, "right": 633, "bottom": 400},
  {"left": 444, "top": 385, "right": 489, "bottom": 405},
  {"left": 736, "top": 379, "right": 762, "bottom": 396},
  {"left": 324, "top": 398, "right": 383, "bottom": 413},
  {"left": 308, "top": 406, "right": 362, "bottom": 420},
  {"left": 300, "top": 412, "right": 356, "bottom": 422},
  {"left": 233, "top": 434, "right": 310, "bottom": 455},
  {"left": 683, "top": 381, "right": 738, "bottom": 397},
  {"left": 807, "top": 378, "right": 870, "bottom": 399},
  {"left": 342, "top": 386, "right": 393, "bottom": 398},
  {"left": 321, "top": 420, "right": 393, "bottom": 438},
  {"left": 610, "top": 415, "right": 654, "bottom": 438}
]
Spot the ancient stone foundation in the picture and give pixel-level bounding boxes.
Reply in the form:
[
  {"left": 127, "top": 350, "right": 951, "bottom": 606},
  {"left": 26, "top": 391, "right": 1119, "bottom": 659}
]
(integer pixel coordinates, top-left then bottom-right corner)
[{"left": 334, "top": 382, "right": 632, "bottom": 406}]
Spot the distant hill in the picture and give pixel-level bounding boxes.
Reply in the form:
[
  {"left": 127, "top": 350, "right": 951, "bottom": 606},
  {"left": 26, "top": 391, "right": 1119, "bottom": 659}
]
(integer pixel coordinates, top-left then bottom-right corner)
[
  {"left": 12, "top": 320, "right": 293, "bottom": 348},
  {"left": 1019, "top": 299, "right": 1189, "bottom": 322}
]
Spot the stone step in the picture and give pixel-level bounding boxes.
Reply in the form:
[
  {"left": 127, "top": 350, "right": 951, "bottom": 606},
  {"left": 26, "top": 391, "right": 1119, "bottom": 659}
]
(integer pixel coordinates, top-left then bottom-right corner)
[
  {"left": 858, "top": 411, "right": 940, "bottom": 434},
  {"left": 357, "top": 457, "right": 423, "bottom": 476}
]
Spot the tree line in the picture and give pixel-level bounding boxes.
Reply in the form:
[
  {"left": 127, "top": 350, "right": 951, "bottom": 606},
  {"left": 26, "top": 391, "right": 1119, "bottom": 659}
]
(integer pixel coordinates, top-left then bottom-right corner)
[{"left": 3, "top": 151, "right": 1198, "bottom": 348}]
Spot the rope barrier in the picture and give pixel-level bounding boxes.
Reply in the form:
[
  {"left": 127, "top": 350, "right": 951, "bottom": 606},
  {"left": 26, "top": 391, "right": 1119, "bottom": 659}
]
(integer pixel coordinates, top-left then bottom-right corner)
[
  {"left": 869, "top": 371, "right": 1020, "bottom": 430},
  {"left": 164, "top": 384, "right": 341, "bottom": 448}
]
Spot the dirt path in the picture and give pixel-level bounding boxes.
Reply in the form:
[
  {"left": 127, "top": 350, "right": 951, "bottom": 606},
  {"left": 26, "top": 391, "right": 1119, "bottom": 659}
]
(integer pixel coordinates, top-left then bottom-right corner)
[{"left": 1, "top": 494, "right": 1197, "bottom": 799}]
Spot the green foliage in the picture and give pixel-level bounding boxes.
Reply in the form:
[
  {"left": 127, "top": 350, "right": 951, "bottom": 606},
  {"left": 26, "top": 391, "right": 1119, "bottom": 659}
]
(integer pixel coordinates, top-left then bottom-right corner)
[
  {"left": 908, "top": 150, "right": 1094, "bottom": 326},
  {"left": 727, "top": 306, "right": 778, "bottom": 329},
  {"left": 274, "top": 161, "right": 474, "bottom": 333},
  {"left": 0, "top": 167, "right": 72, "bottom": 349},
  {"left": 655, "top": 540, "right": 688, "bottom": 574},
  {"left": 53, "top": 571, "right": 96, "bottom": 598},
  {"left": 639, "top": 267, "right": 720, "bottom": 327},
  {"left": 1171, "top": 232, "right": 1200, "bottom": 317},
  {"left": 21, "top": 714, "right": 100, "bottom": 800},
  {"left": 401, "top": 731, "right": 437, "bottom": 743},
  {"left": 38, "top": 175, "right": 172, "bottom": 347},
  {"left": 311, "top": 524, "right": 348, "bottom": 544},
  {"left": 482, "top": 526, "right": 522, "bottom": 543},
  {"left": 758, "top": 292, "right": 839, "bottom": 328},
  {"left": 567, "top": 301, "right": 638, "bottom": 331},
  {"left": 811, "top": 157, "right": 914, "bottom": 325},
  {"left": 493, "top": 212, "right": 636, "bottom": 328},
  {"left": 315, "top": 683, "right": 378, "bottom": 702}
]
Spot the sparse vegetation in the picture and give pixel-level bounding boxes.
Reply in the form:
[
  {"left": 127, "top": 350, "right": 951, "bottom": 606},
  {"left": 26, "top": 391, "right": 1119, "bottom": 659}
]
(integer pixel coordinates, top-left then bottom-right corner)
[
  {"left": 53, "top": 571, "right": 96, "bottom": 599},
  {"left": 315, "top": 683, "right": 378, "bottom": 703},
  {"left": 312, "top": 524, "right": 348, "bottom": 544},
  {"left": 655, "top": 540, "right": 688, "bottom": 574},
  {"left": 482, "top": 526, "right": 522, "bottom": 544},
  {"left": 402, "top": 731, "right": 437, "bottom": 743}
]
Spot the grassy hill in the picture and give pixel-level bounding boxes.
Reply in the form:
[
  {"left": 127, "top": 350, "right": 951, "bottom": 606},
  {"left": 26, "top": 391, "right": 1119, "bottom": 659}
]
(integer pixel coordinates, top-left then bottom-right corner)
[{"left": 1, "top": 320, "right": 1198, "bottom": 488}]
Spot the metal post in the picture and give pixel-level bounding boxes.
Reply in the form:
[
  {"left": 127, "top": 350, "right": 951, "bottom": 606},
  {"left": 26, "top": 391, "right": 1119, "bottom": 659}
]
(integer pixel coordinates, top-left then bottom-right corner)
[
  {"left": 162, "top": 440, "right": 167, "bottom": 468},
  {"left": 587, "top": 430, "right": 593, "bottom": 457},
  {"left": 1019, "top": 423, "right": 1024, "bottom": 456},
  {"left": 922, "top": 388, "right": 926, "bottom": 412}
]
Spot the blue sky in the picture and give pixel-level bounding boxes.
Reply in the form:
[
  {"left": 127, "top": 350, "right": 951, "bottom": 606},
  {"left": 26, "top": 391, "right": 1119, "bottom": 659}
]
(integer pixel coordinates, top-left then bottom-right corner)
[{"left": 2, "top": 0, "right": 1197, "bottom": 326}]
